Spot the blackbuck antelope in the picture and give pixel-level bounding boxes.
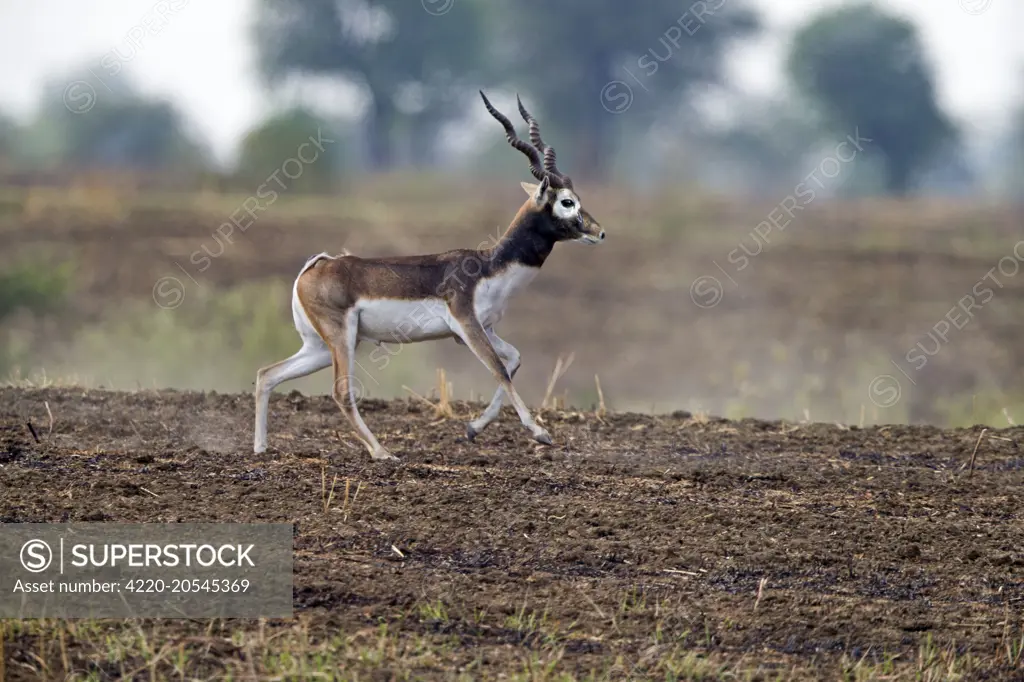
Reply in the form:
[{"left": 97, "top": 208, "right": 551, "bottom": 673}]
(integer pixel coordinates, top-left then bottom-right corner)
[{"left": 254, "top": 91, "right": 605, "bottom": 460}]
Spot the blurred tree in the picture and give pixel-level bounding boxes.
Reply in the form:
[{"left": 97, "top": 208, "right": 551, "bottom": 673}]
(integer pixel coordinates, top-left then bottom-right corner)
[
  {"left": 253, "top": 0, "right": 488, "bottom": 171},
  {"left": 22, "top": 68, "right": 208, "bottom": 172},
  {"left": 64, "top": 100, "right": 207, "bottom": 171},
  {"left": 0, "top": 112, "right": 18, "bottom": 166},
  {"left": 787, "top": 3, "right": 956, "bottom": 195},
  {"left": 1010, "top": 76, "right": 1024, "bottom": 198},
  {"left": 235, "top": 107, "right": 344, "bottom": 193},
  {"left": 698, "top": 95, "right": 821, "bottom": 196},
  {"left": 495, "top": 0, "right": 759, "bottom": 180}
]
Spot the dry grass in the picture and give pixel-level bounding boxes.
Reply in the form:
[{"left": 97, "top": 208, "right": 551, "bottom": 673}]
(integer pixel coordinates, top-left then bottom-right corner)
[
  {"left": 2, "top": 612, "right": 1007, "bottom": 681},
  {"left": 541, "top": 353, "right": 575, "bottom": 410},
  {"left": 403, "top": 367, "right": 456, "bottom": 420}
]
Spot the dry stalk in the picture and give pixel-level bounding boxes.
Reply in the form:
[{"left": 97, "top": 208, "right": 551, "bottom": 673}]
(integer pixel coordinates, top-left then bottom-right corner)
[
  {"left": 967, "top": 428, "right": 988, "bottom": 479},
  {"left": 321, "top": 467, "right": 339, "bottom": 513},
  {"left": 344, "top": 481, "right": 363, "bottom": 522},
  {"left": 1003, "top": 407, "right": 1017, "bottom": 426},
  {"left": 402, "top": 368, "right": 455, "bottom": 420},
  {"left": 243, "top": 637, "right": 258, "bottom": 681},
  {"left": 594, "top": 374, "right": 607, "bottom": 418},
  {"left": 403, "top": 385, "right": 437, "bottom": 410},
  {"left": 1000, "top": 601, "right": 1010, "bottom": 660},
  {"left": 573, "top": 583, "right": 612, "bottom": 629},
  {"left": 58, "top": 624, "right": 70, "bottom": 675},
  {"left": 754, "top": 577, "right": 768, "bottom": 611},
  {"left": 437, "top": 368, "right": 454, "bottom": 418},
  {"left": 663, "top": 568, "right": 698, "bottom": 576},
  {"left": 541, "top": 352, "right": 575, "bottom": 409},
  {"left": 45, "top": 401, "right": 54, "bottom": 436},
  {"left": 341, "top": 478, "right": 351, "bottom": 517}
]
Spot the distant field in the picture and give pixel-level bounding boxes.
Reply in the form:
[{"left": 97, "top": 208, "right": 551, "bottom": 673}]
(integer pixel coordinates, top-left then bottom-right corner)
[{"left": 2, "top": 178, "right": 1024, "bottom": 427}]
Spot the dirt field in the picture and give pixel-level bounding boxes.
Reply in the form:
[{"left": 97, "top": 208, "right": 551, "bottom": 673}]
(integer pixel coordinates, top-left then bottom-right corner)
[{"left": 3, "top": 386, "right": 1024, "bottom": 679}]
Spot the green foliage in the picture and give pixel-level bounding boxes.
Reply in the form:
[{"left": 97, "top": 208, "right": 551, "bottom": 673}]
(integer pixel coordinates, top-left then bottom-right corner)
[
  {"left": 0, "top": 261, "right": 72, "bottom": 324},
  {"left": 20, "top": 67, "right": 208, "bottom": 172},
  {"left": 64, "top": 280, "right": 306, "bottom": 391},
  {"left": 787, "top": 3, "right": 956, "bottom": 195},
  {"left": 0, "top": 259, "right": 72, "bottom": 375},
  {"left": 932, "top": 391, "right": 1024, "bottom": 430},
  {"left": 235, "top": 108, "right": 345, "bottom": 193}
]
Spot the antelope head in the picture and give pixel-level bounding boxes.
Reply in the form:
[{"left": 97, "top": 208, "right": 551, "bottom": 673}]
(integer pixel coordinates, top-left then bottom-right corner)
[{"left": 479, "top": 91, "right": 605, "bottom": 246}]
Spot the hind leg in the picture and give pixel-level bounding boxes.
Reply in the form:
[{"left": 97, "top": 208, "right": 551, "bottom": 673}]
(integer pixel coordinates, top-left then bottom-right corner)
[
  {"left": 320, "top": 309, "right": 396, "bottom": 461},
  {"left": 254, "top": 342, "right": 332, "bottom": 453}
]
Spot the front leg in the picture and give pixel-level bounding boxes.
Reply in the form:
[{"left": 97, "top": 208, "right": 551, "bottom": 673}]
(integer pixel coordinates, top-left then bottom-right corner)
[
  {"left": 467, "top": 329, "right": 520, "bottom": 441},
  {"left": 448, "top": 308, "right": 551, "bottom": 446}
]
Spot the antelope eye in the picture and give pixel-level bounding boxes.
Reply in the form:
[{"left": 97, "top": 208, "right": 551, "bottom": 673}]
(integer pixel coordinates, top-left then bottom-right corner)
[{"left": 560, "top": 199, "right": 574, "bottom": 208}]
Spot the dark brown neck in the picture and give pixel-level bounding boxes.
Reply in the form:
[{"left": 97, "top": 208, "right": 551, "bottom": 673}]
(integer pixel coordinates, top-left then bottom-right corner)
[{"left": 484, "top": 206, "right": 556, "bottom": 271}]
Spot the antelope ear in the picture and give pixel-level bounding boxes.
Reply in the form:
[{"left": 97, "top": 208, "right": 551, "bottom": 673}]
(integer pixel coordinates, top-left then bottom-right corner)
[{"left": 522, "top": 176, "right": 549, "bottom": 205}]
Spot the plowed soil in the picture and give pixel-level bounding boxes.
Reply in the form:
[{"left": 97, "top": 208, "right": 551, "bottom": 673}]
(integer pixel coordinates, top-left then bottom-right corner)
[{"left": 3, "top": 387, "right": 1024, "bottom": 679}]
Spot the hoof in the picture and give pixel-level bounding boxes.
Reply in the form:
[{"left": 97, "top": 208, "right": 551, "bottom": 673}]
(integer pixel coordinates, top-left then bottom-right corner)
[
  {"left": 466, "top": 424, "right": 479, "bottom": 442},
  {"left": 254, "top": 443, "right": 267, "bottom": 454},
  {"left": 371, "top": 447, "right": 398, "bottom": 461},
  {"left": 532, "top": 428, "right": 553, "bottom": 446}
]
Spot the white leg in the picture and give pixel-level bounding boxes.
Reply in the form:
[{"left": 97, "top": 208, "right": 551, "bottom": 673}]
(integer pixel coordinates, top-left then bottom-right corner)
[
  {"left": 467, "top": 330, "right": 520, "bottom": 440},
  {"left": 254, "top": 343, "right": 331, "bottom": 453},
  {"left": 448, "top": 315, "right": 550, "bottom": 445},
  {"left": 340, "top": 310, "right": 396, "bottom": 460}
]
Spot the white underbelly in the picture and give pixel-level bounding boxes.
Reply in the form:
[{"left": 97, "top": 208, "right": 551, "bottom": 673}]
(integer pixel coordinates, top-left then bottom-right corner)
[{"left": 356, "top": 298, "right": 452, "bottom": 343}]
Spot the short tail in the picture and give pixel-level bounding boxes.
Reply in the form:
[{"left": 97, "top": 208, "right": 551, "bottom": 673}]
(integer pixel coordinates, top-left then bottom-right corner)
[{"left": 298, "top": 252, "right": 332, "bottom": 277}]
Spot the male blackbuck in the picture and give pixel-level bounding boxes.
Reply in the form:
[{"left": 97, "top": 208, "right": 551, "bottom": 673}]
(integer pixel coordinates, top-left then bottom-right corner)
[{"left": 254, "top": 91, "right": 605, "bottom": 460}]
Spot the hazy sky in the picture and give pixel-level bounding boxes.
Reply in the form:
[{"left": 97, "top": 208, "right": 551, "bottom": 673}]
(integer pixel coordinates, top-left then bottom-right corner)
[{"left": 0, "top": 0, "right": 1020, "bottom": 163}]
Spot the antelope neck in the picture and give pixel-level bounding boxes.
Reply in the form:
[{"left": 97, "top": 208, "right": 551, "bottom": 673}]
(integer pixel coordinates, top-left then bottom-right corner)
[{"left": 486, "top": 213, "right": 557, "bottom": 272}]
